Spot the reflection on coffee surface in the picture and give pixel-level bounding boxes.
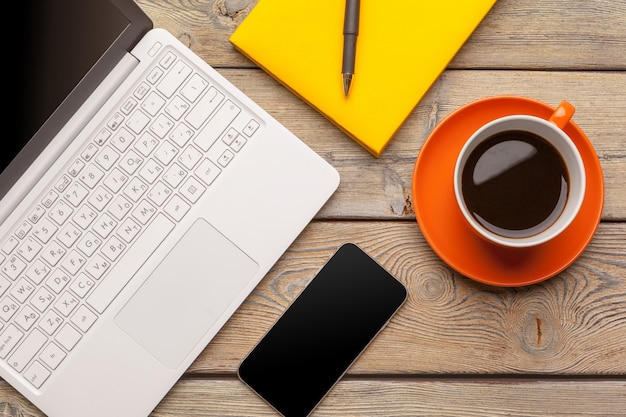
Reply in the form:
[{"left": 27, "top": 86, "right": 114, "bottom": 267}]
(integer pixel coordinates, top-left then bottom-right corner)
[{"left": 461, "top": 130, "right": 569, "bottom": 238}]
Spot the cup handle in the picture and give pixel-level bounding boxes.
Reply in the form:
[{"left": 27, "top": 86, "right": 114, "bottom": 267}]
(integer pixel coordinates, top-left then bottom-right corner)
[{"left": 548, "top": 101, "right": 576, "bottom": 130}]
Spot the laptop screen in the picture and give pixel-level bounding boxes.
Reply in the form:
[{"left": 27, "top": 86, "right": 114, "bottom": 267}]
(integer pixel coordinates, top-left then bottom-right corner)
[{"left": 3, "top": 0, "right": 151, "bottom": 198}]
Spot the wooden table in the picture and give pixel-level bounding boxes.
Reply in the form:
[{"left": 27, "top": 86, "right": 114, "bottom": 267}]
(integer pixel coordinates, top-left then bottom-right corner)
[{"left": 2, "top": 0, "right": 625, "bottom": 415}]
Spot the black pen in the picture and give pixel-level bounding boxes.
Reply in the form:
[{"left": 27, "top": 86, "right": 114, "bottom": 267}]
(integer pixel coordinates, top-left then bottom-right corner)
[{"left": 342, "top": 0, "right": 360, "bottom": 97}]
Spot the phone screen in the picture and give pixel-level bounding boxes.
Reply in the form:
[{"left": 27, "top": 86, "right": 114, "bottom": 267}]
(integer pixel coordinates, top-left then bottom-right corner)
[{"left": 238, "top": 243, "right": 407, "bottom": 417}]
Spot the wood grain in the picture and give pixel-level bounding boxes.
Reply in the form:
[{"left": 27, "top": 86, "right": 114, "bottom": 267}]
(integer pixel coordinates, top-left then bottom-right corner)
[
  {"left": 217, "top": 69, "right": 626, "bottom": 220},
  {"left": 3, "top": 379, "right": 625, "bottom": 417},
  {"left": 136, "top": 0, "right": 626, "bottom": 71},
  {"left": 2, "top": 1, "right": 625, "bottom": 416},
  {"left": 187, "top": 221, "right": 626, "bottom": 375}
]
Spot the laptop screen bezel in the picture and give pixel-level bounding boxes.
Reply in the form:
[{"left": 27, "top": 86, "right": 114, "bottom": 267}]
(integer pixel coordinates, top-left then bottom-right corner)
[{"left": 1, "top": 0, "right": 153, "bottom": 200}]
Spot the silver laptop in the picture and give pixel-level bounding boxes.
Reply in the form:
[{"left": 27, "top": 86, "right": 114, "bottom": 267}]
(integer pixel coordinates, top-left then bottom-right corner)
[{"left": 0, "top": 1, "right": 339, "bottom": 416}]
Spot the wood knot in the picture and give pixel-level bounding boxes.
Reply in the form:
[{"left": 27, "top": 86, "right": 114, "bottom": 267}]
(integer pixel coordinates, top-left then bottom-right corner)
[
  {"left": 415, "top": 269, "right": 452, "bottom": 303},
  {"left": 213, "top": 0, "right": 255, "bottom": 26}
]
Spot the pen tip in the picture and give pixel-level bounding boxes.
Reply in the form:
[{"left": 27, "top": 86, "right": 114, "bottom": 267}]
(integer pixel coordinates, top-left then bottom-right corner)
[{"left": 342, "top": 74, "right": 353, "bottom": 97}]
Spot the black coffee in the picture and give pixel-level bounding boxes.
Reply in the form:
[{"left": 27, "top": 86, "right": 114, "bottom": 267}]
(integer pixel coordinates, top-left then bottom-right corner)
[{"left": 461, "top": 130, "right": 569, "bottom": 238}]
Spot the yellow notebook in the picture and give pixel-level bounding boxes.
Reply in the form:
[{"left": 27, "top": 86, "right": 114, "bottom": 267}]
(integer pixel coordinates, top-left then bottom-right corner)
[{"left": 230, "top": 0, "right": 496, "bottom": 157}]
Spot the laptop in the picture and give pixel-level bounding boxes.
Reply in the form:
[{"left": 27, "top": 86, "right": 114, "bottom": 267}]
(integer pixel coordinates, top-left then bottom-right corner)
[{"left": 1, "top": 1, "right": 339, "bottom": 416}]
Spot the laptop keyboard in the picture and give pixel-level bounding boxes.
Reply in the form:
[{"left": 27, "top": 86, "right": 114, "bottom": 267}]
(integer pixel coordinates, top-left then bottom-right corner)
[{"left": 0, "top": 48, "right": 262, "bottom": 388}]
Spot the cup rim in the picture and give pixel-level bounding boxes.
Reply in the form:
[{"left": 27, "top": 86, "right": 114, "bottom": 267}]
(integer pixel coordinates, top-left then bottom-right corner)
[{"left": 453, "top": 114, "right": 587, "bottom": 248}]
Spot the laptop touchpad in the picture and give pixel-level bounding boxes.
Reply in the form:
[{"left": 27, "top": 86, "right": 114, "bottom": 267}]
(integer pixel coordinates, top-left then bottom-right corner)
[{"left": 115, "top": 218, "right": 258, "bottom": 369}]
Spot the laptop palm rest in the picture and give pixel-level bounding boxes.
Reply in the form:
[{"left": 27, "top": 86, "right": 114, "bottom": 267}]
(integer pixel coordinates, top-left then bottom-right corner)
[{"left": 115, "top": 218, "right": 259, "bottom": 369}]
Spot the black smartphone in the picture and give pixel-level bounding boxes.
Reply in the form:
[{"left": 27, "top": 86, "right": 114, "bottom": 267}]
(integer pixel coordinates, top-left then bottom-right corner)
[{"left": 238, "top": 243, "right": 407, "bottom": 417}]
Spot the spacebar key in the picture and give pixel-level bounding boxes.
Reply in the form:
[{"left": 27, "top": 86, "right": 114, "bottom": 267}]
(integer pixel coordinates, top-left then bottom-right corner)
[{"left": 87, "top": 214, "right": 175, "bottom": 314}]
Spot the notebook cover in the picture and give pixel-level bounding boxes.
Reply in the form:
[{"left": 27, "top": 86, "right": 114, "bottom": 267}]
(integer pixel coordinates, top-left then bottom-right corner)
[{"left": 230, "top": 0, "right": 496, "bottom": 157}]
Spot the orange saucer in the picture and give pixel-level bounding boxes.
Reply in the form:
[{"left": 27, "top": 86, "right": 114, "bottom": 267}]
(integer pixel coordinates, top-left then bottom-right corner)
[{"left": 412, "top": 96, "right": 604, "bottom": 286}]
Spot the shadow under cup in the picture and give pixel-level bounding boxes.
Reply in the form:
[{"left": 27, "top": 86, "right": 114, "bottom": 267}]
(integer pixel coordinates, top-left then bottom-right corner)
[{"left": 454, "top": 114, "right": 586, "bottom": 248}]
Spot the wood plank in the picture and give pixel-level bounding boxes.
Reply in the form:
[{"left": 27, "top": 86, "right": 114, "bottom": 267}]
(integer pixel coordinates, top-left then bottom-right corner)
[
  {"left": 3, "top": 379, "right": 625, "bottom": 416},
  {"left": 217, "top": 69, "right": 626, "bottom": 220},
  {"left": 136, "top": 0, "right": 626, "bottom": 70},
  {"left": 185, "top": 221, "right": 626, "bottom": 375}
]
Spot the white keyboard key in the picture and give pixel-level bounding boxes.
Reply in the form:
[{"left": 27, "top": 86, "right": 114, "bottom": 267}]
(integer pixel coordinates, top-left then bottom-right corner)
[
  {"left": 217, "top": 149, "right": 235, "bottom": 167},
  {"left": 154, "top": 141, "right": 179, "bottom": 165},
  {"left": 2, "top": 256, "right": 27, "bottom": 280},
  {"left": 102, "top": 236, "right": 126, "bottom": 262},
  {"left": 42, "top": 242, "right": 67, "bottom": 267},
  {"left": 54, "top": 175, "right": 72, "bottom": 193},
  {"left": 80, "top": 143, "right": 99, "bottom": 162},
  {"left": 88, "top": 186, "right": 114, "bottom": 211},
  {"left": 14, "top": 305, "right": 39, "bottom": 331},
  {"left": 193, "top": 100, "right": 240, "bottom": 151},
  {"left": 77, "top": 232, "right": 102, "bottom": 257},
  {"left": 0, "top": 324, "right": 23, "bottom": 359},
  {"left": 138, "top": 158, "right": 164, "bottom": 184},
  {"left": 117, "top": 218, "right": 142, "bottom": 243},
  {"left": 74, "top": 205, "right": 98, "bottom": 229},
  {"left": 165, "top": 95, "right": 190, "bottom": 120},
  {"left": 180, "top": 73, "right": 208, "bottom": 102},
  {"left": 108, "top": 195, "right": 133, "bottom": 220},
  {"left": 39, "top": 310, "right": 63, "bottom": 336},
  {"left": 2, "top": 236, "right": 19, "bottom": 254},
  {"left": 60, "top": 250, "right": 85, "bottom": 275},
  {"left": 24, "top": 360, "right": 51, "bottom": 388},
  {"left": 141, "top": 91, "right": 166, "bottom": 116},
  {"left": 179, "top": 177, "right": 206, "bottom": 204},
  {"left": 119, "top": 149, "right": 144, "bottom": 175},
  {"left": 8, "top": 328, "right": 46, "bottom": 372},
  {"left": 87, "top": 214, "right": 175, "bottom": 314},
  {"left": 124, "top": 177, "right": 148, "bottom": 202},
  {"left": 15, "top": 221, "right": 32, "bottom": 240},
  {"left": 164, "top": 195, "right": 191, "bottom": 222},
  {"left": 70, "top": 274, "right": 95, "bottom": 299},
  {"left": 0, "top": 276, "right": 11, "bottom": 297},
  {"left": 40, "top": 189, "right": 59, "bottom": 208},
  {"left": 93, "top": 127, "right": 112, "bottom": 146},
  {"left": 30, "top": 287, "right": 55, "bottom": 313},
  {"left": 32, "top": 218, "right": 58, "bottom": 244},
  {"left": 111, "top": 127, "right": 135, "bottom": 153},
  {"left": 68, "top": 159, "right": 86, "bottom": 177},
  {"left": 71, "top": 305, "right": 98, "bottom": 333},
  {"left": 195, "top": 159, "right": 221, "bottom": 186},
  {"left": 149, "top": 114, "right": 175, "bottom": 138},
  {"left": 46, "top": 270, "right": 71, "bottom": 294},
  {"left": 104, "top": 168, "right": 129, "bottom": 193},
  {"left": 79, "top": 164, "right": 105, "bottom": 189},
  {"left": 26, "top": 260, "right": 51, "bottom": 285},
  {"left": 84, "top": 254, "right": 111, "bottom": 280},
  {"left": 177, "top": 145, "right": 203, "bottom": 170},
  {"left": 17, "top": 237, "right": 43, "bottom": 262},
  {"left": 158, "top": 60, "right": 192, "bottom": 98},
  {"left": 0, "top": 298, "right": 19, "bottom": 321},
  {"left": 10, "top": 279, "right": 35, "bottom": 304},
  {"left": 49, "top": 200, "right": 73, "bottom": 225},
  {"left": 186, "top": 86, "right": 225, "bottom": 130},
  {"left": 64, "top": 182, "right": 89, "bottom": 207},
  {"left": 95, "top": 146, "right": 120, "bottom": 171},
  {"left": 147, "top": 182, "right": 173, "bottom": 207},
  {"left": 132, "top": 200, "right": 157, "bottom": 225},
  {"left": 169, "top": 123, "right": 194, "bottom": 147},
  {"left": 163, "top": 163, "right": 187, "bottom": 188},
  {"left": 55, "top": 291, "right": 80, "bottom": 317},
  {"left": 135, "top": 132, "right": 159, "bottom": 157},
  {"left": 92, "top": 213, "right": 117, "bottom": 239},
  {"left": 127, "top": 109, "right": 151, "bottom": 134},
  {"left": 55, "top": 324, "right": 81, "bottom": 351},
  {"left": 39, "top": 342, "right": 66, "bottom": 370},
  {"left": 58, "top": 223, "right": 82, "bottom": 247},
  {"left": 28, "top": 206, "right": 46, "bottom": 224}
]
